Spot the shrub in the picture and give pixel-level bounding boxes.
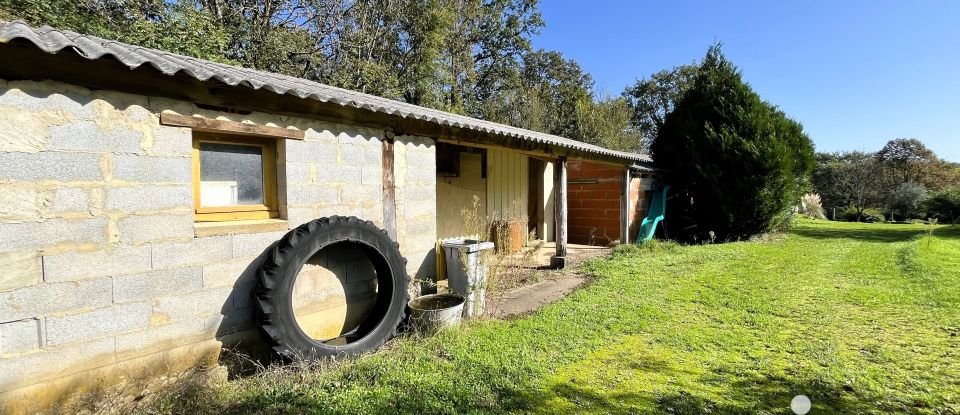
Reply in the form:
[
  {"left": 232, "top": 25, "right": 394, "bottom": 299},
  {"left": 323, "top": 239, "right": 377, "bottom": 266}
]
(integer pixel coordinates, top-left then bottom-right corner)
[
  {"left": 864, "top": 208, "right": 886, "bottom": 223},
  {"left": 840, "top": 207, "right": 885, "bottom": 223},
  {"left": 651, "top": 45, "right": 815, "bottom": 242},
  {"left": 926, "top": 187, "right": 960, "bottom": 223},
  {"left": 811, "top": 151, "right": 884, "bottom": 218},
  {"left": 800, "top": 193, "right": 827, "bottom": 220}
]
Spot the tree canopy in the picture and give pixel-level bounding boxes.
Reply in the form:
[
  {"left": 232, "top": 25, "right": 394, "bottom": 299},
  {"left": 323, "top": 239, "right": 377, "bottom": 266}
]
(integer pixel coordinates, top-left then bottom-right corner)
[
  {"left": 926, "top": 187, "right": 960, "bottom": 223},
  {"left": 811, "top": 138, "right": 960, "bottom": 221},
  {"left": 622, "top": 64, "right": 697, "bottom": 151},
  {"left": 876, "top": 138, "right": 937, "bottom": 187},
  {"left": 811, "top": 151, "right": 883, "bottom": 221}
]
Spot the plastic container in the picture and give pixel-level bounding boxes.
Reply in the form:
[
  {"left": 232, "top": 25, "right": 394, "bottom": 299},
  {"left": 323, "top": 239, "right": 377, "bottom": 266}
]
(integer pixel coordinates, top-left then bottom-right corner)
[{"left": 441, "top": 239, "right": 495, "bottom": 317}]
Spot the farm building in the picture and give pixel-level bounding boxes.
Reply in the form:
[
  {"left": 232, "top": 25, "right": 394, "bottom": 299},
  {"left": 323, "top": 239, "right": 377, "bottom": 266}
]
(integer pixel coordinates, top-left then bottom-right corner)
[{"left": 0, "top": 21, "right": 656, "bottom": 412}]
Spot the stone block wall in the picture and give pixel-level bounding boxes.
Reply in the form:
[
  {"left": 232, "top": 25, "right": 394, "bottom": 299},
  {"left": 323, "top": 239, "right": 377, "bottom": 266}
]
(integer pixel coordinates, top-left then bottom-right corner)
[
  {"left": 292, "top": 244, "right": 378, "bottom": 340},
  {"left": 394, "top": 135, "right": 439, "bottom": 288},
  {"left": 0, "top": 79, "right": 437, "bottom": 412}
]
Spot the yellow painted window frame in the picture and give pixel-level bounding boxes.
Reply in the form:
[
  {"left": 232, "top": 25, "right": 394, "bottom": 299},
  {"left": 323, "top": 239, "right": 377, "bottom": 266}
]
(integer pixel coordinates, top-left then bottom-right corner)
[{"left": 192, "top": 131, "right": 279, "bottom": 222}]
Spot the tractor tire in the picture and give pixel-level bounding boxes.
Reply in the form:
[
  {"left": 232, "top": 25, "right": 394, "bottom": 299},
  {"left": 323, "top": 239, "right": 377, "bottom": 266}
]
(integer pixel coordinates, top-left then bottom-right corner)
[{"left": 254, "top": 216, "right": 408, "bottom": 360}]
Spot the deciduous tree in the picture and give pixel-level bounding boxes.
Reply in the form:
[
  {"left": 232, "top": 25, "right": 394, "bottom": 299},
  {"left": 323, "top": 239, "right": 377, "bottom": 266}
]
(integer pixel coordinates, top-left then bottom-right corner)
[
  {"left": 623, "top": 64, "right": 696, "bottom": 151},
  {"left": 886, "top": 181, "right": 928, "bottom": 221},
  {"left": 2, "top": 0, "right": 233, "bottom": 62},
  {"left": 876, "top": 138, "right": 937, "bottom": 188},
  {"left": 811, "top": 151, "right": 884, "bottom": 221},
  {"left": 926, "top": 187, "right": 960, "bottom": 223}
]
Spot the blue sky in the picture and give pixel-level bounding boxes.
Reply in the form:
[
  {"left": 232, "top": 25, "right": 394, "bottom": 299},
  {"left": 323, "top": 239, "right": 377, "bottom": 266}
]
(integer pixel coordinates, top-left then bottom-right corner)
[{"left": 533, "top": 1, "right": 960, "bottom": 161}]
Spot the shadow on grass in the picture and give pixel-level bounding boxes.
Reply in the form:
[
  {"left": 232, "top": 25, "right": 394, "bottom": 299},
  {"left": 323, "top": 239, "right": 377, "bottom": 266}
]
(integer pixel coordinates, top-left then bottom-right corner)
[
  {"left": 932, "top": 225, "right": 960, "bottom": 239},
  {"left": 523, "top": 373, "right": 878, "bottom": 415},
  {"left": 502, "top": 352, "right": 881, "bottom": 414},
  {"left": 150, "top": 354, "right": 893, "bottom": 415},
  {"left": 790, "top": 224, "right": 949, "bottom": 243}
]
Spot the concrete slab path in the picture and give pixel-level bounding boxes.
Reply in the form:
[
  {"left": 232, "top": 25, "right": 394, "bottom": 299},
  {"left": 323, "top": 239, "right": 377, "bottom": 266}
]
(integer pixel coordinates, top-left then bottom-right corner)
[{"left": 488, "top": 276, "right": 587, "bottom": 318}]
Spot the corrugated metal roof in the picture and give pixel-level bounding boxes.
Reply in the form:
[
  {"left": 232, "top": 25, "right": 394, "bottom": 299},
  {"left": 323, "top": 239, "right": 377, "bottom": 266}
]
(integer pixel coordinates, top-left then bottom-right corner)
[{"left": 0, "top": 20, "right": 652, "bottom": 165}]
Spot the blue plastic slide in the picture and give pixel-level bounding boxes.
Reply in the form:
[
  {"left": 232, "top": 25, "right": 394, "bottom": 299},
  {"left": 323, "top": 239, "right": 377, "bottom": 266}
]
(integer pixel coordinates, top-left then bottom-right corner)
[{"left": 637, "top": 185, "right": 670, "bottom": 243}]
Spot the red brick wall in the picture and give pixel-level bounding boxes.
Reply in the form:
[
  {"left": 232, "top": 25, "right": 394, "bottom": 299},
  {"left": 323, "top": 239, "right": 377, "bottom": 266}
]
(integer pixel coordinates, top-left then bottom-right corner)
[{"left": 566, "top": 160, "right": 649, "bottom": 246}]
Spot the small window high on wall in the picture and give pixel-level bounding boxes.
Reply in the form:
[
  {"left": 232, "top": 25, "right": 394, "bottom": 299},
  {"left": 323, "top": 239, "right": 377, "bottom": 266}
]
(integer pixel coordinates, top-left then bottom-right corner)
[{"left": 192, "top": 131, "right": 278, "bottom": 221}]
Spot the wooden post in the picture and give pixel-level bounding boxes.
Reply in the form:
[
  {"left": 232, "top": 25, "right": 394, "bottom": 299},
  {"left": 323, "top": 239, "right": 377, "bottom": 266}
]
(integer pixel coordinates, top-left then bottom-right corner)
[
  {"left": 381, "top": 131, "right": 397, "bottom": 241},
  {"left": 551, "top": 157, "right": 568, "bottom": 268},
  {"left": 621, "top": 166, "right": 631, "bottom": 244}
]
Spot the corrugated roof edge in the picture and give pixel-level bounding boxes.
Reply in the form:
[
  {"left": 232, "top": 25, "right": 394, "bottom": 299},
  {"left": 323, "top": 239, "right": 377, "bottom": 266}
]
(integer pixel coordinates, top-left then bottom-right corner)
[{"left": 0, "top": 20, "right": 654, "bottom": 168}]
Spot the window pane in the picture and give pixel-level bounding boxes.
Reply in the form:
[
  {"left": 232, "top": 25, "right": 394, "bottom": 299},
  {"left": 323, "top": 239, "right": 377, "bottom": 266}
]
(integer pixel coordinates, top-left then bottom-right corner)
[{"left": 199, "top": 142, "right": 265, "bottom": 207}]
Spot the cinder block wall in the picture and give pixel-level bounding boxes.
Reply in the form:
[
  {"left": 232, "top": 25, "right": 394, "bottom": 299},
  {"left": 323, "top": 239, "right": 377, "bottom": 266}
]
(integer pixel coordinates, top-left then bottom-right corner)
[
  {"left": 0, "top": 79, "right": 437, "bottom": 412},
  {"left": 293, "top": 245, "right": 378, "bottom": 340},
  {"left": 394, "top": 135, "right": 438, "bottom": 292}
]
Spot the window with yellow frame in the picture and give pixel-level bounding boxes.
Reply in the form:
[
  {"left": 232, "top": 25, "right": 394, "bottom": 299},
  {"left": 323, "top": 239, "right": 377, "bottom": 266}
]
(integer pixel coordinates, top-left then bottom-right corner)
[{"left": 192, "top": 131, "right": 279, "bottom": 222}]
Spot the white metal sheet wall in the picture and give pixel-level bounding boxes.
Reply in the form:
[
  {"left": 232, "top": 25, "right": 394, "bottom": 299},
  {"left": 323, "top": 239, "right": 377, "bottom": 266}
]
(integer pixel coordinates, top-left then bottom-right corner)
[{"left": 486, "top": 148, "right": 528, "bottom": 220}]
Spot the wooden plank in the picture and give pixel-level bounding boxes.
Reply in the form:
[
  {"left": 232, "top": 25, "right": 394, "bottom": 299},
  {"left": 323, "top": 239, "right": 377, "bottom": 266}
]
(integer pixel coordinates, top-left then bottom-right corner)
[
  {"left": 554, "top": 157, "right": 568, "bottom": 259},
  {"left": 527, "top": 158, "right": 541, "bottom": 238},
  {"left": 507, "top": 151, "right": 513, "bottom": 217},
  {"left": 160, "top": 113, "right": 304, "bottom": 140},
  {"left": 621, "top": 166, "right": 631, "bottom": 243},
  {"left": 191, "top": 138, "right": 201, "bottom": 212},
  {"left": 543, "top": 161, "right": 555, "bottom": 242},
  {"left": 492, "top": 150, "right": 497, "bottom": 215},
  {"left": 382, "top": 132, "right": 398, "bottom": 241}
]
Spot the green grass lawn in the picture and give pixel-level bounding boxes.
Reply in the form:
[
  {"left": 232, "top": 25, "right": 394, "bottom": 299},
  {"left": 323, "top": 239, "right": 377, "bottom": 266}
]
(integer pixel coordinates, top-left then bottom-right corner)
[{"left": 154, "top": 221, "right": 960, "bottom": 414}]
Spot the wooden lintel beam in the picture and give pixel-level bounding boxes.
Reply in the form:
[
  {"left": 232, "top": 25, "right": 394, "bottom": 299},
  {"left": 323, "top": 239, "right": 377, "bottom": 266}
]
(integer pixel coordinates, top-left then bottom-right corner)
[{"left": 160, "top": 113, "right": 304, "bottom": 140}]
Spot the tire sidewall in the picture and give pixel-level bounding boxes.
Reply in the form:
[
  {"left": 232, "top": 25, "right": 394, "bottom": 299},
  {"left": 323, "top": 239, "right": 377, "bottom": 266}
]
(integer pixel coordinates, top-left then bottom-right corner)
[{"left": 259, "top": 217, "right": 408, "bottom": 359}]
